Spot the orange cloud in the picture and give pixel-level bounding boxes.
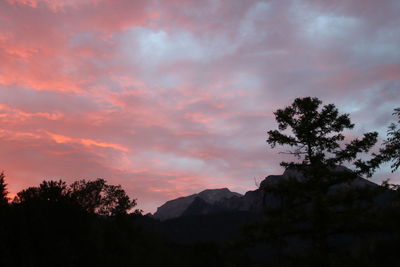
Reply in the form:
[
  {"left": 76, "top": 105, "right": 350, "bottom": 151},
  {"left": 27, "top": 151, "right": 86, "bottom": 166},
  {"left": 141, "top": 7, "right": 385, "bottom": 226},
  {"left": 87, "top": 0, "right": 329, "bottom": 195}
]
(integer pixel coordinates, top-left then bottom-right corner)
[
  {"left": 46, "top": 132, "right": 129, "bottom": 152},
  {"left": 0, "top": 104, "right": 62, "bottom": 121}
]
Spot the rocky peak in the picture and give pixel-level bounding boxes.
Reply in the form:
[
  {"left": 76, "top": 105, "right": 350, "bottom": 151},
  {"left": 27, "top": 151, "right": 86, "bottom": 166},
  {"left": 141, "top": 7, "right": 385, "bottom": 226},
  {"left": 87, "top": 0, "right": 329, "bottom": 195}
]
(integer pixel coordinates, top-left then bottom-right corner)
[
  {"left": 153, "top": 188, "right": 242, "bottom": 221},
  {"left": 198, "top": 188, "right": 242, "bottom": 204}
]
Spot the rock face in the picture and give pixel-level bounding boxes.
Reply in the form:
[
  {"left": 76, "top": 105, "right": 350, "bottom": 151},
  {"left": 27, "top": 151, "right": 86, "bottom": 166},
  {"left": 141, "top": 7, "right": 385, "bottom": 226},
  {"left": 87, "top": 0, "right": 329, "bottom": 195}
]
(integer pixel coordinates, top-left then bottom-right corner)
[
  {"left": 153, "top": 188, "right": 242, "bottom": 221},
  {"left": 153, "top": 168, "right": 379, "bottom": 221}
]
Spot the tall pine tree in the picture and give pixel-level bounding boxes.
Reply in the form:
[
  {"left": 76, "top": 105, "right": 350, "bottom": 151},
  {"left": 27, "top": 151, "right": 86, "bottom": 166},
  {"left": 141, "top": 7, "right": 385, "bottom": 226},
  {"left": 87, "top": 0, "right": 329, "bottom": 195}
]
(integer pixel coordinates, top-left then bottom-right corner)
[{"left": 263, "top": 97, "right": 379, "bottom": 260}]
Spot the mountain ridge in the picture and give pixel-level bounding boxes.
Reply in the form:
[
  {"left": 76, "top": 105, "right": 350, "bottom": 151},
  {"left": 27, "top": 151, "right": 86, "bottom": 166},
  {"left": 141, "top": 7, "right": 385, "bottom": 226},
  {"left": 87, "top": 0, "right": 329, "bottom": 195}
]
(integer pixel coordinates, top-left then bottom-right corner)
[{"left": 153, "top": 167, "right": 380, "bottom": 221}]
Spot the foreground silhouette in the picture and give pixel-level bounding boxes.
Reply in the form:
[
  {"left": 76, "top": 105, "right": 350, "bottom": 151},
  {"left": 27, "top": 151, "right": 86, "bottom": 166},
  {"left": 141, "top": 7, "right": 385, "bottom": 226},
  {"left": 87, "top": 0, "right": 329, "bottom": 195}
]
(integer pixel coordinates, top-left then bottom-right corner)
[
  {"left": 0, "top": 97, "right": 399, "bottom": 267},
  {"left": 0, "top": 176, "right": 233, "bottom": 267}
]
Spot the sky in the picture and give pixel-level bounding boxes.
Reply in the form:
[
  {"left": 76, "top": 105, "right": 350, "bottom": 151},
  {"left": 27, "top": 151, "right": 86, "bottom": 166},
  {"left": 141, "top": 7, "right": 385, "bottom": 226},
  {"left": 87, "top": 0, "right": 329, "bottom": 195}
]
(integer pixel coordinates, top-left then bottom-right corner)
[{"left": 0, "top": 0, "right": 399, "bottom": 213}]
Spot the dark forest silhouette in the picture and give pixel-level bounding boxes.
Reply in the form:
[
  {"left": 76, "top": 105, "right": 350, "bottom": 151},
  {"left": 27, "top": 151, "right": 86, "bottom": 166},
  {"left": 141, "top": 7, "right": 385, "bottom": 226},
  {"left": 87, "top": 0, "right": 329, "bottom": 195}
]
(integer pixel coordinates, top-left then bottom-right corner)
[{"left": 0, "top": 97, "right": 399, "bottom": 267}]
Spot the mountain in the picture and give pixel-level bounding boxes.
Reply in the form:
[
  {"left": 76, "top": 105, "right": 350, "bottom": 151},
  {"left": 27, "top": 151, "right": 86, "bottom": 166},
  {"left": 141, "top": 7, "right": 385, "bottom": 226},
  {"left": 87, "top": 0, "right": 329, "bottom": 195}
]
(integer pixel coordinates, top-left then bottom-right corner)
[
  {"left": 153, "top": 188, "right": 242, "bottom": 221},
  {"left": 140, "top": 167, "right": 389, "bottom": 247},
  {"left": 153, "top": 167, "right": 380, "bottom": 221}
]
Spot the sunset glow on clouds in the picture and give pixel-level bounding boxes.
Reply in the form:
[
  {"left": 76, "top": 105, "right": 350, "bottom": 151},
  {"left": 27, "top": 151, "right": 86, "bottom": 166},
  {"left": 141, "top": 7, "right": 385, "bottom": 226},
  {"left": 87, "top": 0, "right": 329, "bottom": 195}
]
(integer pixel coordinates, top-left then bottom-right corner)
[{"left": 1, "top": 0, "right": 399, "bottom": 212}]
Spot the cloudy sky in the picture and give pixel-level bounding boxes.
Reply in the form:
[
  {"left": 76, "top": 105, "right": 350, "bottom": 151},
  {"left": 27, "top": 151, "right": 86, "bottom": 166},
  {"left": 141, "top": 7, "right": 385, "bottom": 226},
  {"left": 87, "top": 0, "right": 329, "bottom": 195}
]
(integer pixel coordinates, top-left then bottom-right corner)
[{"left": 0, "top": 0, "right": 399, "bottom": 212}]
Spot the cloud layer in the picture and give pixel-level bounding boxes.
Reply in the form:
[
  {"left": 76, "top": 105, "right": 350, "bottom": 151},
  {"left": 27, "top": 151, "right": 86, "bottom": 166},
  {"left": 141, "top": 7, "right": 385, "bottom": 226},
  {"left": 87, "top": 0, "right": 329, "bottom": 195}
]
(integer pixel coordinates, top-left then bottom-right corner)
[{"left": 1, "top": 0, "right": 399, "bottom": 212}]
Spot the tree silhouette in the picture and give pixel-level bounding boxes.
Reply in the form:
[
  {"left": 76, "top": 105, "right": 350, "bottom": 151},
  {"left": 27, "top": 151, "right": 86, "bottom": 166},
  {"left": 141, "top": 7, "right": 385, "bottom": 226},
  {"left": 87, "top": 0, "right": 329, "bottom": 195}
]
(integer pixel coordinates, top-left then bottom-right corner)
[
  {"left": 0, "top": 171, "right": 9, "bottom": 206},
  {"left": 3, "top": 178, "right": 147, "bottom": 266},
  {"left": 15, "top": 180, "right": 68, "bottom": 203},
  {"left": 378, "top": 107, "right": 400, "bottom": 172},
  {"left": 264, "top": 97, "right": 379, "bottom": 257},
  {"left": 267, "top": 97, "right": 378, "bottom": 171},
  {"left": 14, "top": 178, "right": 137, "bottom": 216},
  {"left": 357, "top": 107, "right": 400, "bottom": 178},
  {"left": 69, "top": 178, "right": 137, "bottom": 216}
]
